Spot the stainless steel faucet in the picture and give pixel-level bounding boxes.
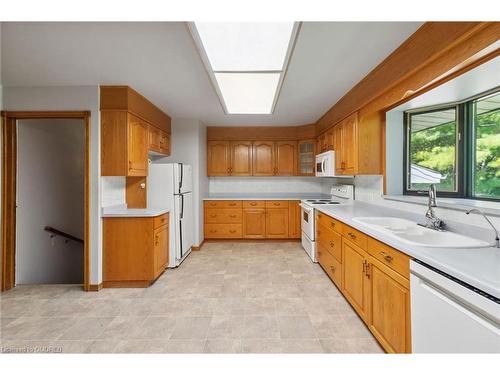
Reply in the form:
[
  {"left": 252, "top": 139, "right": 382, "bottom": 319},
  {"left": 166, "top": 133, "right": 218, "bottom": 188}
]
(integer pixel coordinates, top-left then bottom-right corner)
[
  {"left": 419, "top": 184, "right": 446, "bottom": 231},
  {"left": 465, "top": 209, "right": 500, "bottom": 248}
]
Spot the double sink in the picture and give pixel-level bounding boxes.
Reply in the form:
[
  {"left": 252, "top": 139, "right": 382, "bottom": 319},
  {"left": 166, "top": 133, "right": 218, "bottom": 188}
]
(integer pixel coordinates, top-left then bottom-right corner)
[{"left": 351, "top": 216, "right": 491, "bottom": 248}]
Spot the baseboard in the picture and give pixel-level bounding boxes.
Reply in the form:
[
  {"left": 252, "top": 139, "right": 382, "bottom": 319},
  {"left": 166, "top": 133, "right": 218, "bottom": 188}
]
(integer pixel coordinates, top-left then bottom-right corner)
[
  {"left": 204, "top": 238, "right": 301, "bottom": 243},
  {"left": 88, "top": 283, "right": 103, "bottom": 292},
  {"left": 191, "top": 240, "right": 205, "bottom": 251},
  {"left": 103, "top": 280, "right": 151, "bottom": 288}
]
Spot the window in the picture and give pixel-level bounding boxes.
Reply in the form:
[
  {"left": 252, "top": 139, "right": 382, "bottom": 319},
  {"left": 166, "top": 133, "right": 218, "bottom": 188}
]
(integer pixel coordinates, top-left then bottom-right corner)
[{"left": 404, "top": 88, "right": 500, "bottom": 201}]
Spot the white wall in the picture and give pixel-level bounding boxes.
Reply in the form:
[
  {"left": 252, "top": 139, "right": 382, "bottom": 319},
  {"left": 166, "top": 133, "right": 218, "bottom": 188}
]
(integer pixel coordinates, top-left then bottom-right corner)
[
  {"left": 157, "top": 118, "right": 207, "bottom": 246},
  {"left": 209, "top": 176, "right": 324, "bottom": 194},
  {"left": 3, "top": 86, "right": 102, "bottom": 285},
  {"left": 16, "top": 119, "right": 84, "bottom": 284}
]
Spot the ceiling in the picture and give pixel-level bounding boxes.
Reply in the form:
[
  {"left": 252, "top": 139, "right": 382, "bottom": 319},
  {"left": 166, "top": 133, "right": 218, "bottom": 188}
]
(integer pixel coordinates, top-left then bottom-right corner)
[{"left": 1, "top": 22, "right": 423, "bottom": 126}]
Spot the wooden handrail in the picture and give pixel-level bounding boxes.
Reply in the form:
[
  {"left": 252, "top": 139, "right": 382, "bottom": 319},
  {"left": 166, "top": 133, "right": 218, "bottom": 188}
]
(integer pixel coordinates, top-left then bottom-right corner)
[{"left": 44, "top": 226, "right": 84, "bottom": 244}]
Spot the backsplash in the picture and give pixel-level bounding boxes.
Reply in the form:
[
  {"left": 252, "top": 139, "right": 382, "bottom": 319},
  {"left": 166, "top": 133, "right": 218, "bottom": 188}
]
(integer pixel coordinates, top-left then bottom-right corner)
[
  {"left": 101, "top": 176, "right": 126, "bottom": 207},
  {"left": 209, "top": 177, "right": 324, "bottom": 194}
]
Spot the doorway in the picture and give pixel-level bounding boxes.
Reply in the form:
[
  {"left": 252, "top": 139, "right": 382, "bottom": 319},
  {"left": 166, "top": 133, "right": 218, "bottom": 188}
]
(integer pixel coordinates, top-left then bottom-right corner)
[{"left": 1, "top": 111, "right": 91, "bottom": 291}]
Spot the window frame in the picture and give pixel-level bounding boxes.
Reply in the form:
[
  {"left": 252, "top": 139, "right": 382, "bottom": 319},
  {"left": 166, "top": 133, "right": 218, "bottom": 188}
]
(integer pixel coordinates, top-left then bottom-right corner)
[{"left": 403, "top": 86, "right": 500, "bottom": 202}]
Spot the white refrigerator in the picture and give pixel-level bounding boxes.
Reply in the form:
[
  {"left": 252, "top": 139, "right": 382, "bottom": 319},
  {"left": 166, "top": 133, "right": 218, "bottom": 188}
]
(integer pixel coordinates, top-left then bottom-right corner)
[{"left": 147, "top": 163, "right": 194, "bottom": 267}]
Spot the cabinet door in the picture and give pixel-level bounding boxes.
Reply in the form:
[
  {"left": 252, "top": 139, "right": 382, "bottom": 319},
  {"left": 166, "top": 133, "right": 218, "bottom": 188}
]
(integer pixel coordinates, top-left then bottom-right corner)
[
  {"left": 298, "top": 140, "right": 315, "bottom": 176},
  {"left": 342, "top": 239, "right": 369, "bottom": 322},
  {"left": 252, "top": 141, "right": 275, "bottom": 176},
  {"left": 275, "top": 141, "right": 297, "bottom": 176},
  {"left": 288, "top": 201, "right": 301, "bottom": 239},
  {"left": 230, "top": 141, "right": 253, "bottom": 176},
  {"left": 333, "top": 124, "right": 344, "bottom": 173},
  {"left": 127, "top": 114, "right": 148, "bottom": 176},
  {"left": 153, "top": 225, "right": 169, "bottom": 278},
  {"left": 326, "top": 129, "right": 335, "bottom": 151},
  {"left": 342, "top": 113, "right": 358, "bottom": 174},
  {"left": 148, "top": 125, "right": 162, "bottom": 153},
  {"left": 207, "top": 141, "right": 230, "bottom": 176},
  {"left": 265, "top": 208, "right": 289, "bottom": 238},
  {"left": 242, "top": 208, "right": 266, "bottom": 238},
  {"left": 160, "top": 132, "right": 170, "bottom": 155},
  {"left": 368, "top": 259, "right": 411, "bottom": 353}
]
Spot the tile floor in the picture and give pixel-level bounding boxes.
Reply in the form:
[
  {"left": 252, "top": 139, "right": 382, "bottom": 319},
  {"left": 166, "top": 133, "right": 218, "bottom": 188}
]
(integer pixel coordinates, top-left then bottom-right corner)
[{"left": 0, "top": 242, "right": 383, "bottom": 353}]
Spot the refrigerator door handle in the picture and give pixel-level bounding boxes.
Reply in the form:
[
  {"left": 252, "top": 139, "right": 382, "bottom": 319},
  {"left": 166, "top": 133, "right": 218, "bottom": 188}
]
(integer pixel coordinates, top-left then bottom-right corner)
[
  {"left": 180, "top": 194, "right": 184, "bottom": 219},
  {"left": 179, "top": 163, "right": 183, "bottom": 193}
]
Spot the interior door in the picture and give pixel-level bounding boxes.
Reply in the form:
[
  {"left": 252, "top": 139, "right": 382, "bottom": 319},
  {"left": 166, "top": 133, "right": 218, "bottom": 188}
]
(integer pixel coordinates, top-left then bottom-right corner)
[
  {"left": 230, "top": 141, "right": 253, "bottom": 176},
  {"left": 342, "top": 239, "right": 369, "bottom": 322},
  {"left": 207, "top": 141, "right": 230, "bottom": 176},
  {"left": 275, "top": 141, "right": 297, "bottom": 176},
  {"left": 127, "top": 114, "right": 148, "bottom": 176},
  {"left": 252, "top": 141, "right": 275, "bottom": 176}
]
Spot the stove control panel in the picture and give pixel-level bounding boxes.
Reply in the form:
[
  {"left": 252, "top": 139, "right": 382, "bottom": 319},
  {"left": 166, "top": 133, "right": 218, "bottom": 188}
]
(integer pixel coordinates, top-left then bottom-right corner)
[{"left": 330, "top": 184, "right": 354, "bottom": 200}]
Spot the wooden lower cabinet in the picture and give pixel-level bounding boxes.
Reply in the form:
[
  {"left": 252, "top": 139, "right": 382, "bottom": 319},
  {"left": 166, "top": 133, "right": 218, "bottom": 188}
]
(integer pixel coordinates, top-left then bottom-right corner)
[
  {"left": 342, "top": 239, "right": 370, "bottom": 323},
  {"left": 316, "top": 211, "right": 412, "bottom": 353},
  {"left": 204, "top": 200, "right": 300, "bottom": 240},
  {"left": 242, "top": 208, "right": 266, "bottom": 238},
  {"left": 368, "top": 256, "right": 411, "bottom": 353},
  {"left": 103, "top": 213, "right": 169, "bottom": 287}
]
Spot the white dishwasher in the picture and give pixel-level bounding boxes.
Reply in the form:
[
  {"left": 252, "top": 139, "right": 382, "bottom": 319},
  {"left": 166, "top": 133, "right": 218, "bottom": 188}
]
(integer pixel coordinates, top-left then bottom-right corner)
[{"left": 410, "top": 260, "right": 500, "bottom": 353}]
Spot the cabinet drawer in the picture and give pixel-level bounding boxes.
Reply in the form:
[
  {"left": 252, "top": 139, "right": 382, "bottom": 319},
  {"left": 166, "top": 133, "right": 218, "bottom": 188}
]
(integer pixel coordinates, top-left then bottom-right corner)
[
  {"left": 316, "top": 212, "right": 343, "bottom": 234},
  {"left": 242, "top": 200, "right": 266, "bottom": 208},
  {"left": 204, "top": 224, "right": 242, "bottom": 238},
  {"left": 205, "top": 208, "right": 242, "bottom": 224},
  {"left": 342, "top": 224, "right": 367, "bottom": 249},
  {"left": 153, "top": 213, "right": 169, "bottom": 229},
  {"left": 204, "top": 200, "right": 242, "bottom": 209},
  {"left": 316, "top": 222, "right": 342, "bottom": 262},
  {"left": 367, "top": 238, "right": 410, "bottom": 279},
  {"left": 265, "top": 200, "right": 289, "bottom": 208},
  {"left": 317, "top": 243, "right": 342, "bottom": 289}
]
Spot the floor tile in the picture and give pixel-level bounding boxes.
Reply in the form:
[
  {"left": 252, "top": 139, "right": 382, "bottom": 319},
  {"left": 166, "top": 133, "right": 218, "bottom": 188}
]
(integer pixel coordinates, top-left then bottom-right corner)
[
  {"left": 277, "top": 316, "right": 317, "bottom": 339},
  {"left": 243, "top": 315, "right": 279, "bottom": 339},
  {"left": 204, "top": 339, "right": 242, "bottom": 353},
  {"left": 169, "top": 317, "right": 212, "bottom": 339}
]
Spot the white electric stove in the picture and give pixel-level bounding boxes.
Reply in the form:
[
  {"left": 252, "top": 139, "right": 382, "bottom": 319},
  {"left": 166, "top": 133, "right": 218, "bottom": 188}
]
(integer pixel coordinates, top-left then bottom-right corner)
[{"left": 300, "top": 185, "right": 354, "bottom": 262}]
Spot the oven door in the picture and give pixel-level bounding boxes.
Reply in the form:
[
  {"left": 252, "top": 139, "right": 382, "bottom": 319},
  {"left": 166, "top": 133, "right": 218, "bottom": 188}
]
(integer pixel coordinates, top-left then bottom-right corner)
[{"left": 300, "top": 203, "right": 315, "bottom": 240}]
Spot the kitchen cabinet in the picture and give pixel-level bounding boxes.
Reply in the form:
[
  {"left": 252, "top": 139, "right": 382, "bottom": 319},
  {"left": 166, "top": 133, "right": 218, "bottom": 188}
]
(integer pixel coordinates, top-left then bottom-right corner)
[
  {"left": 230, "top": 141, "right": 253, "bottom": 176},
  {"left": 317, "top": 242, "right": 342, "bottom": 289},
  {"left": 298, "top": 139, "right": 315, "bottom": 175},
  {"left": 368, "top": 256, "right": 411, "bottom": 353},
  {"left": 275, "top": 141, "right": 297, "bottom": 176},
  {"left": 207, "top": 141, "right": 230, "bottom": 176},
  {"left": 204, "top": 200, "right": 299, "bottom": 240},
  {"left": 342, "top": 238, "right": 370, "bottom": 322},
  {"left": 101, "top": 86, "right": 171, "bottom": 177},
  {"left": 242, "top": 208, "right": 266, "bottom": 238},
  {"left": 252, "top": 141, "right": 275, "bottom": 176},
  {"left": 265, "top": 207, "right": 289, "bottom": 238},
  {"left": 288, "top": 200, "right": 301, "bottom": 239},
  {"left": 103, "top": 213, "right": 169, "bottom": 287}
]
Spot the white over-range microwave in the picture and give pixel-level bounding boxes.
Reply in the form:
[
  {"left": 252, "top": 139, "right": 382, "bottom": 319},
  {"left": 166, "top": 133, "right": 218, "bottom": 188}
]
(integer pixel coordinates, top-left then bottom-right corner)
[{"left": 315, "top": 151, "right": 350, "bottom": 177}]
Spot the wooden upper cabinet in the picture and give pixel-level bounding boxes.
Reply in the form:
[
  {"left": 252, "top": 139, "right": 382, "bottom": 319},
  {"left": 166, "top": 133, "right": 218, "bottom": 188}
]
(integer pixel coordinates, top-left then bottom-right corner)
[
  {"left": 326, "top": 129, "right": 335, "bottom": 151},
  {"left": 342, "top": 113, "right": 358, "bottom": 174},
  {"left": 230, "top": 141, "right": 253, "bottom": 176},
  {"left": 298, "top": 140, "right": 315, "bottom": 176},
  {"left": 253, "top": 141, "right": 275, "bottom": 176},
  {"left": 333, "top": 124, "right": 343, "bottom": 172},
  {"left": 127, "top": 114, "right": 149, "bottom": 176},
  {"left": 207, "top": 141, "right": 230, "bottom": 176},
  {"left": 148, "top": 125, "right": 162, "bottom": 153},
  {"left": 275, "top": 141, "right": 297, "bottom": 176},
  {"left": 160, "top": 132, "right": 170, "bottom": 155}
]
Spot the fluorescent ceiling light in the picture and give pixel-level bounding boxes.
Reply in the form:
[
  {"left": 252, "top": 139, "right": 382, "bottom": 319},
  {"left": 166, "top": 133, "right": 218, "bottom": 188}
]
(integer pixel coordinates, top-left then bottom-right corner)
[
  {"left": 195, "top": 22, "right": 294, "bottom": 71},
  {"left": 190, "top": 22, "right": 299, "bottom": 114},
  {"left": 215, "top": 73, "right": 280, "bottom": 114}
]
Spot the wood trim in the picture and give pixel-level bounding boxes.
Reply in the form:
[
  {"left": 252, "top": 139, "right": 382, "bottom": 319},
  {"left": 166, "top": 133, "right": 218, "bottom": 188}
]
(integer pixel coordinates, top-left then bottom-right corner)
[
  {"left": 316, "top": 22, "right": 499, "bottom": 132},
  {"left": 88, "top": 283, "right": 103, "bottom": 292},
  {"left": 191, "top": 240, "right": 205, "bottom": 251},
  {"left": 100, "top": 86, "right": 171, "bottom": 133},
  {"left": 1, "top": 111, "right": 91, "bottom": 292},
  {"left": 103, "top": 280, "right": 151, "bottom": 288},
  {"left": 207, "top": 124, "right": 315, "bottom": 141}
]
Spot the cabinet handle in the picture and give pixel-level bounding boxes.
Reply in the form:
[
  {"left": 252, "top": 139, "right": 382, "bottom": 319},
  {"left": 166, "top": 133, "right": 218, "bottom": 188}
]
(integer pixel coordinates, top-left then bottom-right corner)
[
  {"left": 362, "top": 260, "right": 367, "bottom": 275},
  {"left": 348, "top": 232, "right": 356, "bottom": 239},
  {"left": 365, "top": 263, "right": 370, "bottom": 279},
  {"left": 229, "top": 215, "right": 237, "bottom": 218},
  {"left": 273, "top": 203, "right": 280, "bottom": 206},
  {"left": 227, "top": 168, "right": 230, "bottom": 173},
  {"left": 250, "top": 202, "right": 257, "bottom": 206},
  {"left": 329, "top": 241, "right": 334, "bottom": 248},
  {"left": 380, "top": 252, "right": 394, "bottom": 262},
  {"left": 210, "top": 214, "right": 217, "bottom": 218},
  {"left": 229, "top": 229, "right": 236, "bottom": 233},
  {"left": 210, "top": 203, "right": 216, "bottom": 206},
  {"left": 210, "top": 230, "right": 217, "bottom": 233},
  {"left": 330, "top": 222, "right": 335, "bottom": 228},
  {"left": 128, "top": 161, "right": 132, "bottom": 170},
  {"left": 317, "top": 230, "right": 321, "bottom": 236},
  {"left": 317, "top": 251, "right": 322, "bottom": 256},
  {"left": 155, "top": 234, "right": 159, "bottom": 245},
  {"left": 229, "top": 203, "right": 236, "bottom": 206},
  {"left": 330, "top": 265, "right": 336, "bottom": 273}
]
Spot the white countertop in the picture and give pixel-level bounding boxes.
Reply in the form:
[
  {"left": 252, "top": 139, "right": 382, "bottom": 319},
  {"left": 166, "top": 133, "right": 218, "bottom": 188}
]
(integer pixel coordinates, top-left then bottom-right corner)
[
  {"left": 314, "top": 201, "right": 500, "bottom": 299},
  {"left": 204, "top": 193, "right": 331, "bottom": 201},
  {"left": 101, "top": 205, "right": 169, "bottom": 218}
]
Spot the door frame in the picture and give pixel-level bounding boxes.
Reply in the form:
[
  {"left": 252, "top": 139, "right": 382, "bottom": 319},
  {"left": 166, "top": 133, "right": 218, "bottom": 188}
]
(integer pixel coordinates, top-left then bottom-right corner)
[{"left": 1, "top": 111, "right": 91, "bottom": 292}]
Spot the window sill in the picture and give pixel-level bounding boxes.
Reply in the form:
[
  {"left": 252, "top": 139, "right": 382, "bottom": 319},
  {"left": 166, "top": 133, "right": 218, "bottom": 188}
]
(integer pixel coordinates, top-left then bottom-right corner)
[{"left": 383, "top": 195, "right": 500, "bottom": 217}]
